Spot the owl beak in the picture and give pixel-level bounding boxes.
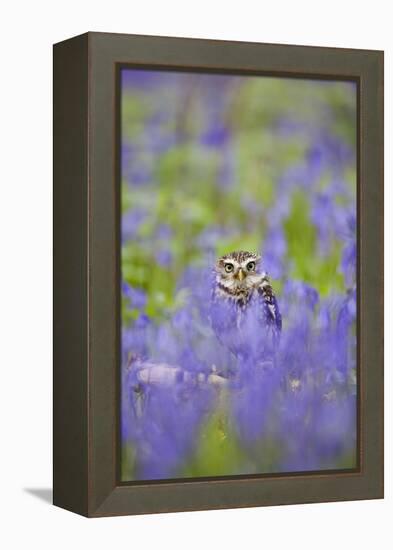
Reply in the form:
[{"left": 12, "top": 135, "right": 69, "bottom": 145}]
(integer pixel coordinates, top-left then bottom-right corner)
[{"left": 237, "top": 270, "right": 245, "bottom": 282}]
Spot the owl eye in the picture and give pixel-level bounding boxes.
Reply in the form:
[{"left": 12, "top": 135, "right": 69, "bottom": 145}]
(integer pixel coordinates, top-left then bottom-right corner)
[
  {"left": 246, "top": 261, "right": 255, "bottom": 271},
  {"left": 224, "top": 263, "right": 234, "bottom": 273}
]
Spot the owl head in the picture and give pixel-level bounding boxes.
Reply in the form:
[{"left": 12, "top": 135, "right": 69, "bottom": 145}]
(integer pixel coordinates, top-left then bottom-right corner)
[{"left": 215, "top": 250, "right": 262, "bottom": 291}]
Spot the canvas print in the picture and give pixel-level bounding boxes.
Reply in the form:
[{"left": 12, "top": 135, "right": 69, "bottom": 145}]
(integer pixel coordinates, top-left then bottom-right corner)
[{"left": 119, "top": 69, "right": 357, "bottom": 481}]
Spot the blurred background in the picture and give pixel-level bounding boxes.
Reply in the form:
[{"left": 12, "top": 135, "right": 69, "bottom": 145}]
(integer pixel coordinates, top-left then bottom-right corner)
[{"left": 120, "top": 69, "right": 357, "bottom": 481}]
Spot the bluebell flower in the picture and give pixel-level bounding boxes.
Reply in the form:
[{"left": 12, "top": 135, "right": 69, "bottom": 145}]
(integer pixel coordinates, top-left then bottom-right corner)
[
  {"left": 122, "top": 281, "right": 147, "bottom": 310},
  {"left": 341, "top": 242, "right": 356, "bottom": 287},
  {"left": 155, "top": 223, "right": 172, "bottom": 240},
  {"left": 311, "top": 192, "right": 335, "bottom": 256},
  {"left": 155, "top": 249, "right": 172, "bottom": 267},
  {"left": 283, "top": 280, "right": 320, "bottom": 312},
  {"left": 217, "top": 146, "right": 236, "bottom": 189},
  {"left": 340, "top": 212, "right": 357, "bottom": 287},
  {"left": 121, "top": 268, "right": 357, "bottom": 479},
  {"left": 262, "top": 227, "right": 287, "bottom": 279},
  {"left": 201, "top": 125, "right": 230, "bottom": 148},
  {"left": 121, "top": 209, "right": 147, "bottom": 241}
]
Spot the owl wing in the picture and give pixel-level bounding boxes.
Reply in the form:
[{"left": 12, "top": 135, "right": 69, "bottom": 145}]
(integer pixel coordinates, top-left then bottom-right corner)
[{"left": 257, "top": 276, "right": 282, "bottom": 334}]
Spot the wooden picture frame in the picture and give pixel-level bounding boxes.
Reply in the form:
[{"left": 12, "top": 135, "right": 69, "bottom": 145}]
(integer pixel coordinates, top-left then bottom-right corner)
[{"left": 53, "top": 32, "right": 383, "bottom": 517}]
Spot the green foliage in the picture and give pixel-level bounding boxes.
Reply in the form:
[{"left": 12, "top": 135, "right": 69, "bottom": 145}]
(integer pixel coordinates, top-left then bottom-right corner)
[
  {"left": 284, "top": 192, "right": 345, "bottom": 295},
  {"left": 182, "top": 399, "right": 248, "bottom": 477},
  {"left": 181, "top": 395, "right": 354, "bottom": 477},
  {"left": 121, "top": 93, "right": 150, "bottom": 141},
  {"left": 121, "top": 444, "right": 136, "bottom": 481},
  {"left": 122, "top": 240, "right": 176, "bottom": 319}
]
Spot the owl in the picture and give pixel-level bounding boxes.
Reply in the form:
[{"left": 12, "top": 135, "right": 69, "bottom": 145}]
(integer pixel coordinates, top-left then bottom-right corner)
[{"left": 210, "top": 250, "right": 281, "bottom": 363}]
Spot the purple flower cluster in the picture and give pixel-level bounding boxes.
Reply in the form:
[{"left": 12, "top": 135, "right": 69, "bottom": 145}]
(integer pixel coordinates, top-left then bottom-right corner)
[
  {"left": 121, "top": 263, "right": 357, "bottom": 479},
  {"left": 120, "top": 70, "right": 357, "bottom": 480}
]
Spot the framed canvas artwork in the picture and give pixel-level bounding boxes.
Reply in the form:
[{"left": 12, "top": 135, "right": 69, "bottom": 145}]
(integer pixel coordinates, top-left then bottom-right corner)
[{"left": 53, "top": 32, "right": 384, "bottom": 516}]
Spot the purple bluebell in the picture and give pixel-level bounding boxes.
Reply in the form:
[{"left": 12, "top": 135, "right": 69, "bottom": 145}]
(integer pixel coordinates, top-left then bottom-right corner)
[
  {"left": 121, "top": 209, "right": 147, "bottom": 241},
  {"left": 155, "top": 249, "right": 172, "bottom": 267},
  {"left": 201, "top": 124, "right": 230, "bottom": 148},
  {"left": 122, "top": 281, "right": 147, "bottom": 310},
  {"left": 262, "top": 227, "right": 287, "bottom": 279}
]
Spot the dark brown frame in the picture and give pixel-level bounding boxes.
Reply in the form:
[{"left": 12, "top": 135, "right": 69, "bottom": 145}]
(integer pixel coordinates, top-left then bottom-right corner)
[{"left": 53, "top": 32, "right": 384, "bottom": 517}]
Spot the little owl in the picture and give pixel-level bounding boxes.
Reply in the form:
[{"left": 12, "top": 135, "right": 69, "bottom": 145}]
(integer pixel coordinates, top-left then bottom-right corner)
[{"left": 211, "top": 250, "right": 281, "bottom": 363}]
